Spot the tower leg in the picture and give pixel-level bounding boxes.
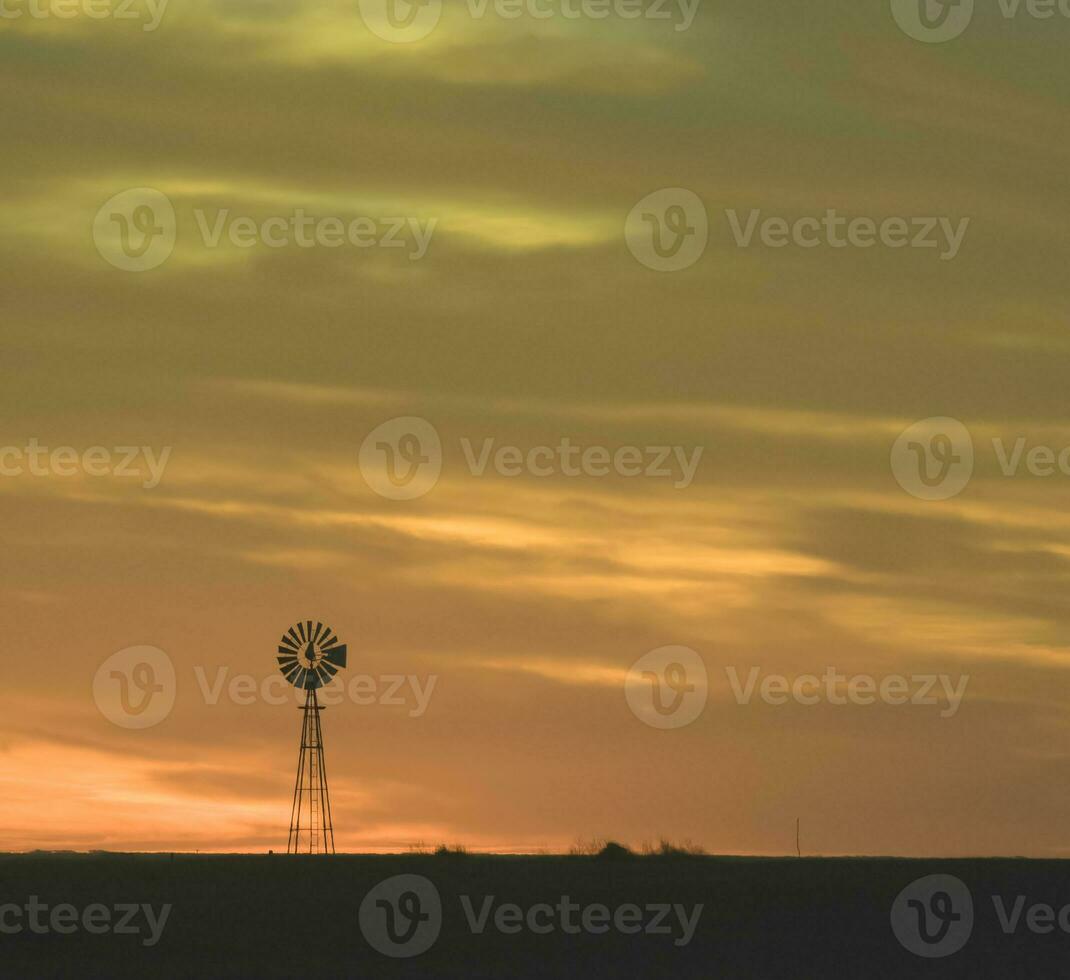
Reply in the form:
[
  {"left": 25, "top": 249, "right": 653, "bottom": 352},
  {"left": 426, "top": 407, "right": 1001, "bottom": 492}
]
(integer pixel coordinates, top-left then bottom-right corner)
[{"left": 287, "top": 687, "right": 335, "bottom": 854}]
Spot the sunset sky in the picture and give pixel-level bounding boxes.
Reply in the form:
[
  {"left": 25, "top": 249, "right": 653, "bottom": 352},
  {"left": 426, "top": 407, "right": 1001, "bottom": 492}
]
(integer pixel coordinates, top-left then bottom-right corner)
[{"left": 3, "top": 0, "right": 1070, "bottom": 857}]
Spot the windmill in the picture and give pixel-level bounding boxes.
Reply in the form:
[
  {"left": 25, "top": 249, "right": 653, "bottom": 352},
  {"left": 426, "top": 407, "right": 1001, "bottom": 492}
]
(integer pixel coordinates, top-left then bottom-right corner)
[{"left": 277, "top": 620, "right": 348, "bottom": 854}]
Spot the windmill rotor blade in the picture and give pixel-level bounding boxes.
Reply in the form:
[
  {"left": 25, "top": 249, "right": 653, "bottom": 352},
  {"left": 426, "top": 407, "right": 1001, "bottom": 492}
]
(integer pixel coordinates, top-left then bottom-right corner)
[
  {"left": 276, "top": 621, "right": 344, "bottom": 688},
  {"left": 323, "top": 644, "right": 347, "bottom": 668}
]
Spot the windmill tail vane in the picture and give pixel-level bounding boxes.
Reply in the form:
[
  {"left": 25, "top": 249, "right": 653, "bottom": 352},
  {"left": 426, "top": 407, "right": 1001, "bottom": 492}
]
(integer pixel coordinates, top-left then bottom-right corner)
[{"left": 277, "top": 620, "right": 348, "bottom": 854}]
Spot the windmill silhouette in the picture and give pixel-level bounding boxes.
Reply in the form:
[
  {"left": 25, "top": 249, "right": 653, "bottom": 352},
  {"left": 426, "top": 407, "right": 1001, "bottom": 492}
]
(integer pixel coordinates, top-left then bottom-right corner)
[{"left": 276, "top": 620, "right": 348, "bottom": 854}]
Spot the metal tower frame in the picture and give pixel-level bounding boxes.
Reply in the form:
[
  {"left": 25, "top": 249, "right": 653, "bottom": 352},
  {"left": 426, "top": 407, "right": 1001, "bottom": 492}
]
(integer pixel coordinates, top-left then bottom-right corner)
[{"left": 287, "top": 686, "right": 335, "bottom": 854}]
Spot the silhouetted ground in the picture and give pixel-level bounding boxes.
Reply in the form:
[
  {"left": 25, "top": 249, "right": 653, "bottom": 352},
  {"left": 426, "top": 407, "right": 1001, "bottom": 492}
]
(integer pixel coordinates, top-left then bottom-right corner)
[{"left": 1, "top": 853, "right": 1067, "bottom": 977}]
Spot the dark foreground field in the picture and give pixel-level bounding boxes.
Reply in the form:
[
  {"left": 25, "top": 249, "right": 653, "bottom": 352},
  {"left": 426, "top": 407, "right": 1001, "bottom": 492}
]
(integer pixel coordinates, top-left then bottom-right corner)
[{"left": 1, "top": 852, "right": 1068, "bottom": 978}]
